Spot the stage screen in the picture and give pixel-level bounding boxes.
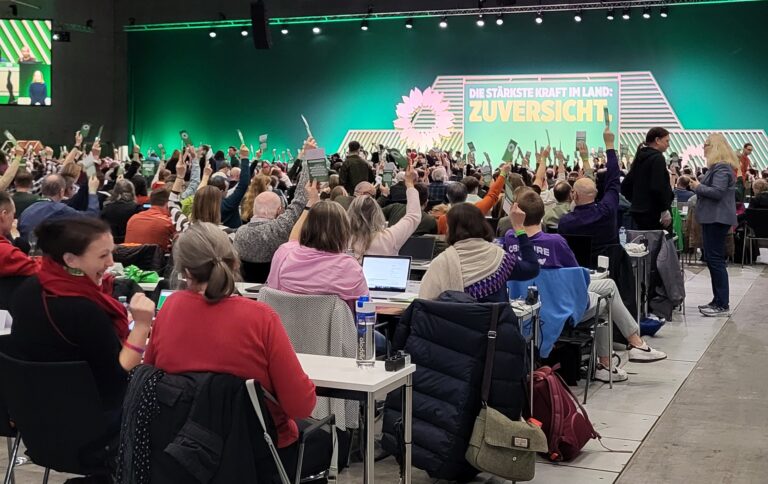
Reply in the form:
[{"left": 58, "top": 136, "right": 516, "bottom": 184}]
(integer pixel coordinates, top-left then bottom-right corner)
[
  {"left": 0, "top": 19, "right": 52, "bottom": 106},
  {"left": 464, "top": 79, "right": 620, "bottom": 160}
]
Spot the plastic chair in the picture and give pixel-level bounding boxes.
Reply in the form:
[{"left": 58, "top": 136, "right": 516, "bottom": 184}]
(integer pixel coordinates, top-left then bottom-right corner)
[
  {"left": 0, "top": 351, "right": 111, "bottom": 483},
  {"left": 742, "top": 208, "right": 768, "bottom": 267}
]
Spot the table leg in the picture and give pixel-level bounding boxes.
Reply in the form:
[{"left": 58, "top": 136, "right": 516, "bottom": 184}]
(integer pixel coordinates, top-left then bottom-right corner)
[
  {"left": 403, "top": 374, "right": 413, "bottom": 484},
  {"left": 364, "top": 393, "right": 375, "bottom": 484},
  {"left": 530, "top": 313, "right": 538, "bottom": 412},
  {"left": 634, "top": 259, "right": 641, "bottom": 323},
  {"left": 642, "top": 257, "right": 649, "bottom": 317}
]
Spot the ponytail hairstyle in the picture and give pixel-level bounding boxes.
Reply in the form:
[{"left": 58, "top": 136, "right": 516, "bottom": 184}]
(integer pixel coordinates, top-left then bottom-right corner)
[{"left": 172, "top": 222, "right": 240, "bottom": 303}]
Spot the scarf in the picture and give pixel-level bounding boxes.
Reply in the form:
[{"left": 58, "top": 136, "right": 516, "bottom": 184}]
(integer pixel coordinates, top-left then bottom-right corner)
[{"left": 37, "top": 256, "right": 130, "bottom": 341}]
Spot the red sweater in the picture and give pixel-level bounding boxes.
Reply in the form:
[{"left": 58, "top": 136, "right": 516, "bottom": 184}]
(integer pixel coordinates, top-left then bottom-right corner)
[
  {"left": 0, "top": 235, "right": 40, "bottom": 277},
  {"left": 144, "top": 291, "right": 316, "bottom": 447}
]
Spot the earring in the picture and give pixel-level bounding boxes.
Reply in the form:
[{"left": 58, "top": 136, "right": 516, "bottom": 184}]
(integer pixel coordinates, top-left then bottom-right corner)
[{"left": 66, "top": 266, "right": 85, "bottom": 276}]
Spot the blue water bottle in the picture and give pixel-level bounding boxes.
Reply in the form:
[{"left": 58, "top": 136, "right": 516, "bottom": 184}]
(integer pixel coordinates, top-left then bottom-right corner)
[{"left": 355, "top": 297, "right": 376, "bottom": 367}]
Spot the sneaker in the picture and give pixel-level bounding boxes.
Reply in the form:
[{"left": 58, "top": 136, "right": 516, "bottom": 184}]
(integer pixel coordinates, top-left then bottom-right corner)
[
  {"left": 629, "top": 343, "right": 667, "bottom": 362},
  {"left": 594, "top": 364, "right": 628, "bottom": 382},
  {"left": 700, "top": 306, "right": 730, "bottom": 317},
  {"left": 697, "top": 302, "right": 716, "bottom": 311}
]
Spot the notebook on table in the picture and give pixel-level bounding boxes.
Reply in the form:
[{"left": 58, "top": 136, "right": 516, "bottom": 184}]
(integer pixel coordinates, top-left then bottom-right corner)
[{"left": 362, "top": 255, "right": 417, "bottom": 300}]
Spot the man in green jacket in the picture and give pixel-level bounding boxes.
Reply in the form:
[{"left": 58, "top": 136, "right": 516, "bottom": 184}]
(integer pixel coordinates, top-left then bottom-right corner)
[{"left": 339, "top": 141, "right": 375, "bottom": 194}]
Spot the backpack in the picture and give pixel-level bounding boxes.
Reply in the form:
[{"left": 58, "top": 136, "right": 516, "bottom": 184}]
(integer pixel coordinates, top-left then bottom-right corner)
[{"left": 529, "top": 365, "right": 599, "bottom": 462}]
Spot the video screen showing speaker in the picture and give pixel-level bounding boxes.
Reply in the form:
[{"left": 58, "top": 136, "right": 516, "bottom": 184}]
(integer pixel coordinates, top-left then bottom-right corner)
[{"left": 0, "top": 19, "right": 52, "bottom": 106}]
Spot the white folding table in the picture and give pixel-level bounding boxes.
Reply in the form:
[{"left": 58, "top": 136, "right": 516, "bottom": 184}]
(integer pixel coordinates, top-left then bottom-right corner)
[{"left": 297, "top": 353, "right": 415, "bottom": 484}]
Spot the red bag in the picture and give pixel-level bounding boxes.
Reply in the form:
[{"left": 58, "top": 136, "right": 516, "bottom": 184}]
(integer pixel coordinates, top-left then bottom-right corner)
[{"left": 529, "top": 366, "right": 599, "bottom": 462}]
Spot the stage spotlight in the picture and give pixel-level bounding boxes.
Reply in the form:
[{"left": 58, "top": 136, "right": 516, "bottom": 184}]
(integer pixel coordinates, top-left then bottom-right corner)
[
  {"left": 52, "top": 31, "right": 70, "bottom": 42},
  {"left": 361, "top": 19, "right": 369, "bottom": 31},
  {"left": 622, "top": 8, "right": 631, "bottom": 20},
  {"left": 405, "top": 18, "right": 413, "bottom": 29},
  {"left": 312, "top": 26, "right": 321, "bottom": 34},
  {"left": 240, "top": 28, "right": 248, "bottom": 37},
  {"left": 535, "top": 12, "right": 543, "bottom": 24},
  {"left": 607, "top": 9, "right": 615, "bottom": 20},
  {"left": 574, "top": 10, "right": 583, "bottom": 22},
  {"left": 280, "top": 28, "right": 289, "bottom": 35},
  {"left": 52, "top": 32, "right": 59, "bottom": 41},
  {"left": 643, "top": 7, "right": 651, "bottom": 19},
  {"left": 208, "top": 29, "right": 217, "bottom": 38},
  {"left": 660, "top": 7, "right": 669, "bottom": 18},
  {"left": 476, "top": 15, "right": 485, "bottom": 27},
  {"left": 439, "top": 17, "right": 448, "bottom": 28},
  {"left": 496, "top": 14, "right": 504, "bottom": 26}
]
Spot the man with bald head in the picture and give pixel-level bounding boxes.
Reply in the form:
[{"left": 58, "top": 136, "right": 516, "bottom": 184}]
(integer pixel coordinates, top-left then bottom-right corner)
[
  {"left": 18, "top": 173, "right": 101, "bottom": 242},
  {"left": 558, "top": 127, "right": 621, "bottom": 251},
  {"left": 234, "top": 169, "right": 317, "bottom": 267}
]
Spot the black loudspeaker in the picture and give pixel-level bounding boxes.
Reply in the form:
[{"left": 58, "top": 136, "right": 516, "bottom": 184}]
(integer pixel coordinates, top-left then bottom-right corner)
[{"left": 250, "top": 0, "right": 271, "bottom": 50}]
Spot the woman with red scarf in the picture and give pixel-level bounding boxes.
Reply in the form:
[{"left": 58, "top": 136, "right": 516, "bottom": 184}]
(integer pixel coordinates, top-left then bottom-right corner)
[{"left": 8, "top": 217, "right": 155, "bottom": 411}]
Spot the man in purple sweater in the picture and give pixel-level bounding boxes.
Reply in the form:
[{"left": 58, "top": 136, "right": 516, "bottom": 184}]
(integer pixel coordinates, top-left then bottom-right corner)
[
  {"left": 558, "top": 127, "right": 621, "bottom": 251},
  {"left": 504, "top": 175, "right": 666, "bottom": 383}
]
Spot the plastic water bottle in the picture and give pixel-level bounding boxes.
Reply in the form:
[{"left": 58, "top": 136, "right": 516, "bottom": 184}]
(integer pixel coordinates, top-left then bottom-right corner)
[
  {"left": 119, "top": 296, "right": 134, "bottom": 330},
  {"left": 619, "top": 227, "right": 627, "bottom": 247},
  {"left": 355, "top": 297, "right": 376, "bottom": 367}
]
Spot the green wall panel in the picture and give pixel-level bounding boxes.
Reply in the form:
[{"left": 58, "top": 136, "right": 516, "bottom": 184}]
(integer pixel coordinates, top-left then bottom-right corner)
[{"left": 127, "top": 1, "right": 768, "bottom": 154}]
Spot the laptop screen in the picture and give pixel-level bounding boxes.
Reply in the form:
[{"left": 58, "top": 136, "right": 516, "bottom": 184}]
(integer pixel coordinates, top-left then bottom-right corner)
[
  {"left": 362, "top": 256, "right": 411, "bottom": 292},
  {"left": 398, "top": 237, "right": 435, "bottom": 261}
]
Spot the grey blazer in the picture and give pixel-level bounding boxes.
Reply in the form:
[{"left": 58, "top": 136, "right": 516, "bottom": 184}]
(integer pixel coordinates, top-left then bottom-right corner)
[{"left": 694, "top": 162, "right": 736, "bottom": 226}]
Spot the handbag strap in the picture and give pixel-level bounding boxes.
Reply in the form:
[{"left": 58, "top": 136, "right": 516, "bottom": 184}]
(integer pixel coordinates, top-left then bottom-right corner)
[{"left": 480, "top": 304, "right": 501, "bottom": 405}]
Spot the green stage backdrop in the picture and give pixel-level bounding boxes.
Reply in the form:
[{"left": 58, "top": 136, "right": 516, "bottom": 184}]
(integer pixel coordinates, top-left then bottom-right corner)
[{"left": 127, "top": 1, "right": 768, "bottom": 156}]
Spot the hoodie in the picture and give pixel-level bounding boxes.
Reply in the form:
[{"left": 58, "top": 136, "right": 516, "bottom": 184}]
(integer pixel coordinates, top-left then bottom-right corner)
[{"left": 621, "top": 146, "right": 674, "bottom": 216}]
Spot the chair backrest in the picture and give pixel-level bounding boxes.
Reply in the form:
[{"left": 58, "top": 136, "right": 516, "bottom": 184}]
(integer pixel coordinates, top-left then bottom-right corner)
[
  {"left": 0, "top": 275, "right": 31, "bottom": 311},
  {"left": 745, "top": 208, "right": 768, "bottom": 238},
  {"left": 0, "top": 351, "right": 109, "bottom": 474},
  {"left": 559, "top": 234, "right": 593, "bottom": 268},
  {"left": 257, "top": 287, "right": 358, "bottom": 430},
  {"left": 113, "top": 243, "right": 165, "bottom": 272},
  {"left": 0, "top": 335, "right": 17, "bottom": 438},
  {"left": 508, "top": 267, "right": 590, "bottom": 358}
]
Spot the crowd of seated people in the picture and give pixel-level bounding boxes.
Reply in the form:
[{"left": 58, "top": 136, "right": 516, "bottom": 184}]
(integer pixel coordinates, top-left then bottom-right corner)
[{"left": 0, "top": 125, "right": 763, "bottom": 482}]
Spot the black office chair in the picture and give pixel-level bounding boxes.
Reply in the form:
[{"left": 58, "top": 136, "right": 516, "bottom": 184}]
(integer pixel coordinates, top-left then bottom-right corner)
[
  {"left": 0, "top": 336, "right": 20, "bottom": 484},
  {"left": 113, "top": 243, "right": 166, "bottom": 272},
  {"left": 0, "top": 352, "right": 112, "bottom": 483},
  {"left": 742, "top": 208, "right": 768, "bottom": 267},
  {"left": 0, "top": 276, "right": 30, "bottom": 311},
  {"left": 560, "top": 233, "right": 594, "bottom": 268}
]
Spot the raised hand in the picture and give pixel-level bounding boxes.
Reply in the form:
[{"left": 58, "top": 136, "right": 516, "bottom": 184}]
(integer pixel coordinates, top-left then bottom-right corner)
[{"left": 603, "top": 126, "right": 615, "bottom": 150}]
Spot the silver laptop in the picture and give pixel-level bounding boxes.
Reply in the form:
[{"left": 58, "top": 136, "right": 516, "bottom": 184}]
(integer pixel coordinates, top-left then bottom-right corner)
[{"left": 362, "top": 255, "right": 414, "bottom": 299}]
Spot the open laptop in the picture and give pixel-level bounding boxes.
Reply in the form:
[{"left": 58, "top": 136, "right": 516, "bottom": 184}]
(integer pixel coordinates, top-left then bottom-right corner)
[
  {"left": 362, "top": 255, "right": 416, "bottom": 300},
  {"left": 398, "top": 236, "right": 436, "bottom": 265}
]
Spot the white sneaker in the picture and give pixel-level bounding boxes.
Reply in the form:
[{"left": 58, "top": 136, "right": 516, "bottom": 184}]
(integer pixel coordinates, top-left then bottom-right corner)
[
  {"left": 594, "top": 364, "right": 628, "bottom": 382},
  {"left": 629, "top": 344, "right": 667, "bottom": 362}
]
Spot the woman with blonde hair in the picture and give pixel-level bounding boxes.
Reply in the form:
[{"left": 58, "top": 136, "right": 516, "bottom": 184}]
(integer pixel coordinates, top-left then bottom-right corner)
[
  {"left": 347, "top": 161, "right": 419, "bottom": 260},
  {"left": 689, "top": 132, "right": 738, "bottom": 317},
  {"left": 241, "top": 174, "right": 273, "bottom": 222}
]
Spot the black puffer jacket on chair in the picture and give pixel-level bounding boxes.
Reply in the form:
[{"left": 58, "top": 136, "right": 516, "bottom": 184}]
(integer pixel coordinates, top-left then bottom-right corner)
[{"left": 381, "top": 291, "right": 527, "bottom": 481}]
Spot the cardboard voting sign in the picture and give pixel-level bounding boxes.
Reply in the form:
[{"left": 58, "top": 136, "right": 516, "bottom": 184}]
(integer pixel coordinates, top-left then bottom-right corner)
[
  {"left": 502, "top": 139, "right": 518, "bottom": 162},
  {"left": 80, "top": 123, "right": 92, "bottom": 139},
  {"left": 305, "top": 148, "right": 329, "bottom": 183},
  {"left": 481, "top": 152, "right": 493, "bottom": 185},
  {"left": 467, "top": 141, "right": 476, "bottom": 153},
  {"left": 180, "top": 130, "right": 193, "bottom": 146},
  {"left": 382, "top": 162, "right": 396, "bottom": 185}
]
